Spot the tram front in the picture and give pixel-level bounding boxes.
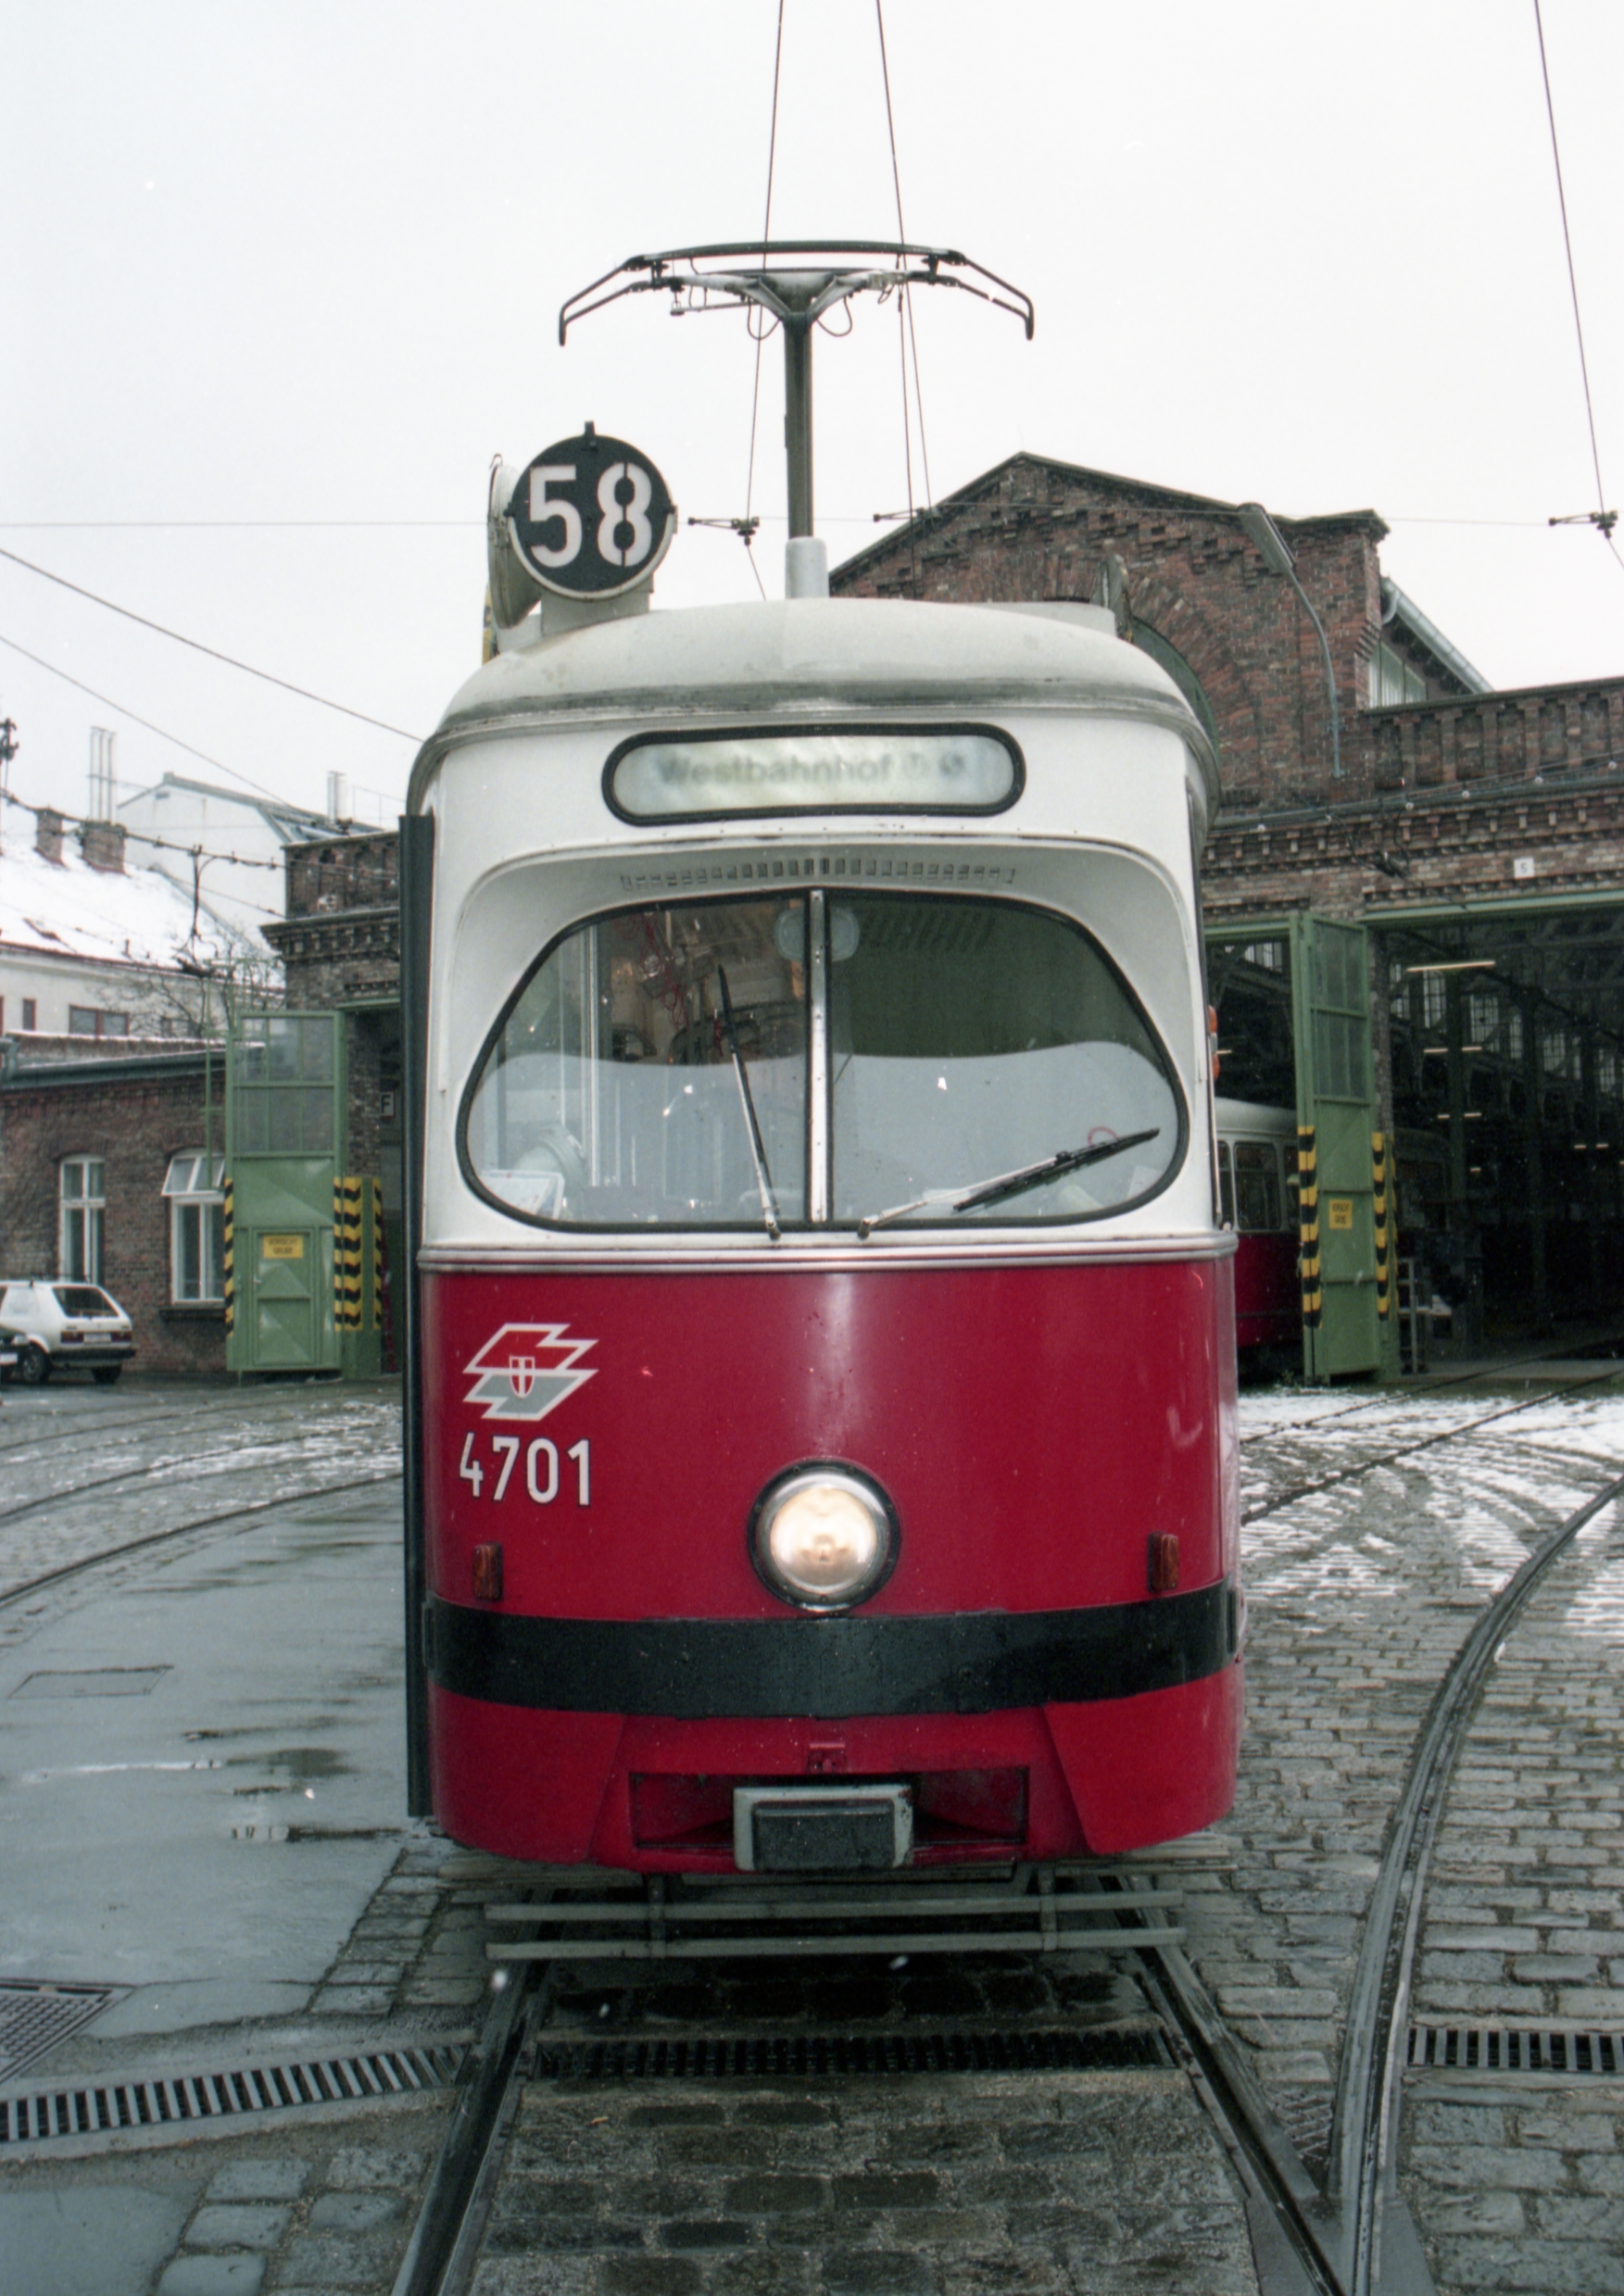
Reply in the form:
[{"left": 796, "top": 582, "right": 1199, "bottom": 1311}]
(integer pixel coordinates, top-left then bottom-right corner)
[{"left": 409, "top": 595, "right": 1240, "bottom": 1870}]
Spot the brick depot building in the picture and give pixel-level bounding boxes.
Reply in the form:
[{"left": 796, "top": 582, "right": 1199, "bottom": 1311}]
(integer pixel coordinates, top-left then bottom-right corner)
[
  {"left": 251, "top": 453, "right": 1624, "bottom": 1365},
  {"left": 0, "top": 1039, "right": 227, "bottom": 1375}
]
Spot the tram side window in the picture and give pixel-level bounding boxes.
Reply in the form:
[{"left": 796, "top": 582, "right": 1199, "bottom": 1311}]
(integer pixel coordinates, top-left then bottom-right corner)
[
  {"left": 463, "top": 899, "right": 808, "bottom": 1225},
  {"left": 1217, "top": 1139, "right": 1235, "bottom": 1227},
  {"left": 1232, "top": 1139, "right": 1284, "bottom": 1233}
]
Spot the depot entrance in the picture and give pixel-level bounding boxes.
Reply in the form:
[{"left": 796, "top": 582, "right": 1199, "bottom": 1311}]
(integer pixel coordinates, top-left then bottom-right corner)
[
  {"left": 1371, "top": 891, "right": 1624, "bottom": 1349},
  {"left": 1210, "top": 893, "right": 1624, "bottom": 1374},
  {"left": 1207, "top": 915, "right": 1392, "bottom": 1382}
]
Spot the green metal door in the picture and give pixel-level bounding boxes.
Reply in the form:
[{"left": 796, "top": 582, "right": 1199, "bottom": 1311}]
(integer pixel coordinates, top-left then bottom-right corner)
[
  {"left": 246, "top": 1226, "right": 324, "bottom": 1368},
  {"left": 1289, "top": 914, "right": 1389, "bottom": 1380},
  {"left": 224, "top": 1011, "right": 345, "bottom": 1375}
]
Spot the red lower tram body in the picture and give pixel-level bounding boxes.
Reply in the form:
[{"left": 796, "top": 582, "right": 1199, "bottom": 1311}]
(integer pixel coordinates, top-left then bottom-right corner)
[
  {"left": 422, "top": 1255, "right": 1243, "bottom": 1869},
  {"left": 1233, "top": 1231, "right": 1300, "bottom": 1355}
]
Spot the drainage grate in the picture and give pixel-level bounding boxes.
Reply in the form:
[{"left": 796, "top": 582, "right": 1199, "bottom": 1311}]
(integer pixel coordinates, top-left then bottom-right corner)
[
  {"left": 1409, "top": 2023, "right": 1624, "bottom": 2076},
  {"left": 0, "top": 1985, "right": 120, "bottom": 2082},
  {"left": 534, "top": 2026, "right": 1173, "bottom": 2083},
  {"left": 10, "top": 1669, "right": 170, "bottom": 1699},
  {"left": 0, "top": 2042, "right": 465, "bottom": 2146}
]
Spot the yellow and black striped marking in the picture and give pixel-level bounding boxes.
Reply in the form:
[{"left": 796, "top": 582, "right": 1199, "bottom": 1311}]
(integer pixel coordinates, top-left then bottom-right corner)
[
  {"left": 371, "top": 1177, "right": 384, "bottom": 1331},
  {"left": 1297, "top": 1125, "right": 1321, "bottom": 1329},
  {"left": 334, "top": 1175, "right": 365, "bottom": 1331},
  {"left": 221, "top": 1174, "right": 234, "bottom": 1335},
  {"left": 1372, "top": 1130, "right": 1391, "bottom": 1320}
]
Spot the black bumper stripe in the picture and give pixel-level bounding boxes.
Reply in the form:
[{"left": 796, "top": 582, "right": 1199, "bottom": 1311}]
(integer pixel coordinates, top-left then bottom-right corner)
[{"left": 424, "top": 1580, "right": 1239, "bottom": 1720}]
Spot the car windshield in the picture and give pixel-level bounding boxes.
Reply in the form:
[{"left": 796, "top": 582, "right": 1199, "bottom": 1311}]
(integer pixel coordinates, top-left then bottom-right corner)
[
  {"left": 462, "top": 889, "right": 1182, "bottom": 1229},
  {"left": 54, "top": 1286, "right": 118, "bottom": 1316}
]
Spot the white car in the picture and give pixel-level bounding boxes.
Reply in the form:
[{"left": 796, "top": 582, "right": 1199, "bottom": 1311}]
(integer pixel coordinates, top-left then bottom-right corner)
[{"left": 0, "top": 1281, "right": 135, "bottom": 1385}]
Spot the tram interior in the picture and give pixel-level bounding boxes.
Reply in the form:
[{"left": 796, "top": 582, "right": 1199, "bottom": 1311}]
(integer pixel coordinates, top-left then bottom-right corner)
[
  {"left": 463, "top": 891, "right": 1181, "bottom": 1229},
  {"left": 1210, "top": 911, "right": 1624, "bottom": 1360}
]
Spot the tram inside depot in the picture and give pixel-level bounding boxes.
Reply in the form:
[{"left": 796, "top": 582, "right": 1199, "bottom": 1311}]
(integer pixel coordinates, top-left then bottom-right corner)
[{"left": 460, "top": 887, "right": 1184, "bottom": 1232}]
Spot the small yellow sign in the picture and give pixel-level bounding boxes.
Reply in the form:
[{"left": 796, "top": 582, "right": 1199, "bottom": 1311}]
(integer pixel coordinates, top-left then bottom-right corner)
[
  {"left": 1328, "top": 1198, "right": 1354, "bottom": 1231},
  {"left": 261, "top": 1234, "right": 306, "bottom": 1261}
]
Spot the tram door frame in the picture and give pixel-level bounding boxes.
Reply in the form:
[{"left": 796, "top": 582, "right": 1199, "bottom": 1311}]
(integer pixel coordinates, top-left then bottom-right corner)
[{"left": 1208, "top": 913, "right": 1395, "bottom": 1382}]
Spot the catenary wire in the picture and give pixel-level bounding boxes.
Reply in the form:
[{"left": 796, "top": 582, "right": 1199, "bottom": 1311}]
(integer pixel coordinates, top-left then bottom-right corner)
[
  {"left": 1530, "top": 0, "right": 1623, "bottom": 581},
  {"left": 875, "top": 1, "right": 932, "bottom": 522},
  {"left": 0, "top": 784, "right": 281, "bottom": 870},
  {"left": 0, "top": 629, "right": 297, "bottom": 809},
  {"left": 0, "top": 542, "right": 424, "bottom": 737},
  {"left": 739, "top": 0, "right": 787, "bottom": 602}
]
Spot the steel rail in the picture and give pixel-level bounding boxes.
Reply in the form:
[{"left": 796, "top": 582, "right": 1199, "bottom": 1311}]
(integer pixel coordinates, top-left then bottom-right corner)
[
  {"left": 0, "top": 1469, "right": 402, "bottom": 1609},
  {"left": 1241, "top": 1371, "right": 1621, "bottom": 1524},
  {"left": 1326, "top": 1462, "right": 1624, "bottom": 2296},
  {"left": 1137, "top": 1453, "right": 1624, "bottom": 2293},
  {"left": 1237, "top": 1334, "right": 1624, "bottom": 1449},
  {"left": 0, "top": 1431, "right": 398, "bottom": 1533},
  {"left": 390, "top": 1943, "right": 548, "bottom": 2296},
  {"left": 0, "top": 1383, "right": 390, "bottom": 1456}
]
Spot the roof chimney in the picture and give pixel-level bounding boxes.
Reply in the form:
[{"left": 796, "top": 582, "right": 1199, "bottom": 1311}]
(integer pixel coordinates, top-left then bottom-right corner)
[
  {"left": 35, "top": 809, "right": 65, "bottom": 865},
  {"left": 80, "top": 819, "right": 127, "bottom": 873}
]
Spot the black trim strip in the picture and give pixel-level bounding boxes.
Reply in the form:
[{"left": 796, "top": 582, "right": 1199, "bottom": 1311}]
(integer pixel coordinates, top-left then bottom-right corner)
[{"left": 425, "top": 1580, "right": 1238, "bottom": 1720}]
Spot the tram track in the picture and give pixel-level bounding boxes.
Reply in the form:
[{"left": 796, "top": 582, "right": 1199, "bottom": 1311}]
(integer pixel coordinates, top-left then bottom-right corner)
[
  {"left": 1236, "top": 1335, "right": 1624, "bottom": 1453},
  {"left": 1240, "top": 1370, "right": 1623, "bottom": 1525},
  {"left": 0, "top": 1468, "right": 404, "bottom": 1610},
  {"left": 381, "top": 1396, "right": 1624, "bottom": 2296}
]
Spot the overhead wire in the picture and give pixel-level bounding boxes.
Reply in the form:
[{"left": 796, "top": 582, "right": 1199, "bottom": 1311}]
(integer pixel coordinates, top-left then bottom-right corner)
[
  {"left": 0, "top": 629, "right": 302, "bottom": 809},
  {"left": 0, "top": 521, "right": 480, "bottom": 531},
  {"left": 739, "top": 0, "right": 787, "bottom": 602},
  {"left": 0, "top": 542, "right": 425, "bottom": 737},
  {"left": 1530, "top": 0, "right": 1622, "bottom": 580},
  {"left": 0, "top": 785, "right": 282, "bottom": 868},
  {"left": 875, "top": 1, "right": 931, "bottom": 594}
]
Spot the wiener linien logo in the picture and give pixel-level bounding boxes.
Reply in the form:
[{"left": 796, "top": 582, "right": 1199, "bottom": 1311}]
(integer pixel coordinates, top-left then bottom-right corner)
[{"left": 462, "top": 1324, "right": 597, "bottom": 1422}]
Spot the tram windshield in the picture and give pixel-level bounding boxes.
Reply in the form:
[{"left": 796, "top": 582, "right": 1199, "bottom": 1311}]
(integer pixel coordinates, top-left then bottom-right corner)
[{"left": 461, "top": 891, "right": 1183, "bottom": 1229}]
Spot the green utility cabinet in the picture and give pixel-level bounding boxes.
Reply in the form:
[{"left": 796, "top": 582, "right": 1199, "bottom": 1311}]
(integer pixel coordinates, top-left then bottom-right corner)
[
  {"left": 225, "top": 1011, "right": 348, "bottom": 1376},
  {"left": 1208, "top": 913, "right": 1398, "bottom": 1383}
]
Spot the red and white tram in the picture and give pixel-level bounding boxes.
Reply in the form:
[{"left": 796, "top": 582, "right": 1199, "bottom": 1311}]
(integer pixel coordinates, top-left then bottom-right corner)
[
  {"left": 399, "top": 244, "right": 1241, "bottom": 1876},
  {"left": 1216, "top": 1098, "right": 1302, "bottom": 1360},
  {"left": 402, "top": 597, "right": 1242, "bottom": 1872}
]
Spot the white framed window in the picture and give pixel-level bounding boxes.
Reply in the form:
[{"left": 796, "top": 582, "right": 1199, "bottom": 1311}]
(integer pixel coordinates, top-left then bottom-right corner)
[
  {"left": 60, "top": 1158, "right": 106, "bottom": 1284},
  {"left": 162, "top": 1153, "right": 225, "bottom": 1304}
]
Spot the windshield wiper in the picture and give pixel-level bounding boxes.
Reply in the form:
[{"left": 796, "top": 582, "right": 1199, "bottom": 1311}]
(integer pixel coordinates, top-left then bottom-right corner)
[
  {"left": 716, "top": 966, "right": 781, "bottom": 1240},
  {"left": 857, "top": 1128, "right": 1160, "bottom": 1238}
]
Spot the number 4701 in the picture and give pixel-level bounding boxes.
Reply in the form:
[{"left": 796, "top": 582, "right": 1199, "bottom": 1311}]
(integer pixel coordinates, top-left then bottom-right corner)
[{"left": 459, "top": 1433, "right": 590, "bottom": 1506}]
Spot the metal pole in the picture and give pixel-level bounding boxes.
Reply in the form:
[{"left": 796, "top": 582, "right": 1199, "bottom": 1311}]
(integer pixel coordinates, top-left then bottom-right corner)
[
  {"left": 784, "top": 319, "right": 813, "bottom": 540},
  {"left": 1522, "top": 992, "right": 1551, "bottom": 1331},
  {"left": 1237, "top": 503, "right": 1342, "bottom": 781},
  {"left": 399, "top": 811, "right": 435, "bottom": 1817}
]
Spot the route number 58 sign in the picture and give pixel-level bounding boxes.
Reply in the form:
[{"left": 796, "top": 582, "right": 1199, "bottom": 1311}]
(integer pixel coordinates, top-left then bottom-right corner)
[{"left": 508, "top": 425, "right": 676, "bottom": 598}]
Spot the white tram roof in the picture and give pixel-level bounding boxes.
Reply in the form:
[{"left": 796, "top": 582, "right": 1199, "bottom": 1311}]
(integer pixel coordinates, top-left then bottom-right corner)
[{"left": 409, "top": 599, "right": 1219, "bottom": 825}]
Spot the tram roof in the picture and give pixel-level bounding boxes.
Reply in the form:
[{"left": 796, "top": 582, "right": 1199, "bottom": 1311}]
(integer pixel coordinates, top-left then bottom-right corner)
[{"left": 409, "top": 599, "right": 1219, "bottom": 819}]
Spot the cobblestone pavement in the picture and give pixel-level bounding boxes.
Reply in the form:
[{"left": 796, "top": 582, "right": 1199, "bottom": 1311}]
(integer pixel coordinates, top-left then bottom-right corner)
[
  {"left": 0, "top": 1379, "right": 401, "bottom": 1605},
  {"left": 1212, "top": 1374, "right": 1624, "bottom": 2295},
  {"left": 6, "top": 1374, "right": 1624, "bottom": 2291},
  {"left": 468, "top": 2073, "right": 1257, "bottom": 2296}
]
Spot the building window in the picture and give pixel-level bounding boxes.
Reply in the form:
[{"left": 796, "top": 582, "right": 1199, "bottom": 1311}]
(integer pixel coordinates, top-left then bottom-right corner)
[
  {"left": 69, "top": 1006, "right": 131, "bottom": 1038},
  {"left": 60, "top": 1159, "right": 106, "bottom": 1284},
  {"left": 162, "top": 1153, "right": 226, "bottom": 1303},
  {"left": 21, "top": 999, "right": 36, "bottom": 1031},
  {"left": 1370, "top": 640, "right": 1428, "bottom": 708}
]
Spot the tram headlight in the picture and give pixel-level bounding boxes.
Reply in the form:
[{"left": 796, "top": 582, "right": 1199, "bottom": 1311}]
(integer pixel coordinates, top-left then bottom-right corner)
[{"left": 749, "top": 1466, "right": 898, "bottom": 1611}]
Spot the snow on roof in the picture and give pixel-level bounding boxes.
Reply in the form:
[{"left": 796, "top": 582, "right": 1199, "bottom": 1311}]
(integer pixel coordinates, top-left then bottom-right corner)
[{"left": 0, "top": 834, "right": 236, "bottom": 972}]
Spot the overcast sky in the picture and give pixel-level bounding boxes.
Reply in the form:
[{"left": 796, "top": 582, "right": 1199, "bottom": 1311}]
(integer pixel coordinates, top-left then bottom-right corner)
[{"left": 5, "top": 0, "right": 1621, "bottom": 832}]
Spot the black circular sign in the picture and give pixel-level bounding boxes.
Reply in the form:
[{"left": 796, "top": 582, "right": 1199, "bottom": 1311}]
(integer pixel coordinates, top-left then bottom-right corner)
[{"left": 507, "top": 425, "right": 676, "bottom": 597}]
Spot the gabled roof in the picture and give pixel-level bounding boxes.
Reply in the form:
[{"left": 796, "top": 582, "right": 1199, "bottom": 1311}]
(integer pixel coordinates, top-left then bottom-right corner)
[
  {"left": 118, "top": 772, "right": 334, "bottom": 844},
  {"left": 0, "top": 834, "right": 234, "bottom": 971},
  {"left": 832, "top": 449, "right": 1388, "bottom": 584}
]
